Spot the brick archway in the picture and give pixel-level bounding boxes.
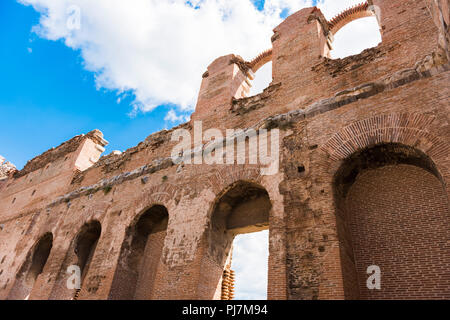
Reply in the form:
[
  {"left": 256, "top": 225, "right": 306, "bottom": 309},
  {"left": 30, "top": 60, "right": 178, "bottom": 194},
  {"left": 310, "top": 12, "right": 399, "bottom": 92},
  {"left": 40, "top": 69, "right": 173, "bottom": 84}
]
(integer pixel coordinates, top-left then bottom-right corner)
[
  {"left": 49, "top": 220, "right": 101, "bottom": 300},
  {"left": 248, "top": 49, "right": 272, "bottom": 73},
  {"left": 132, "top": 184, "right": 177, "bottom": 219},
  {"left": 321, "top": 113, "right": 450, "bottom": 299},
  {"left": 321, "top": 113, "right": 450, "bottom": 189},
  {"left": 109, "top": 203, "right": 169, "bottom": 300},
  {"left": 327, "top": 2, "right": 377, "bottom": 35},
  {"left": 8, "top": 232, "right": 53, "bottom": 300},
  {"left": 198, "top": 178, "right": 271, "bottom": 300},
  {"left": 207, "top": 166, "right": 264, "bottom": 197}
]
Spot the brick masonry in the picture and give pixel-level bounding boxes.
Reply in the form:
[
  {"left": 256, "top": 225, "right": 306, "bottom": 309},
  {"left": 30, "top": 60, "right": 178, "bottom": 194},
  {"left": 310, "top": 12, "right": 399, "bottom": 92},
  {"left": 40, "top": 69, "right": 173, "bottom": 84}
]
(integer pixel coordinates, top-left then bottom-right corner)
[{"left": 0, "top": 0, "right": 449, "bottom": 300}]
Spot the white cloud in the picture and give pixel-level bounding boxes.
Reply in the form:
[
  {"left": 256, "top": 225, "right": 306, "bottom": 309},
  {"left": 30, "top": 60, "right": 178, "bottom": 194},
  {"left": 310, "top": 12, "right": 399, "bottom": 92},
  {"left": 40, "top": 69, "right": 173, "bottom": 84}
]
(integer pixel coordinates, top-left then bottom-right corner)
[
  {"left": 328, "top": 16, "right": 381, "bottom": 59},
  {"left": 18, "top": 0, "right": 381, "bottom": 114},
  {"left": 316, "top": 0, "right": 363, "bottom": 18},
  {"left": 17, "top": 0, "right": 310, "bottom": 114}
]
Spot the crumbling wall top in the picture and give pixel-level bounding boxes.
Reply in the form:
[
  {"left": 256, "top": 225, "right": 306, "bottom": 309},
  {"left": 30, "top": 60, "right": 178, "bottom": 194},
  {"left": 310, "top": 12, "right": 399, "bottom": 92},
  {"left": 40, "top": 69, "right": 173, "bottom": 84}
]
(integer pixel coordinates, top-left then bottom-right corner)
[
  {"left": 0, "top": 156, "right": 16, "bottom": 180},
  {"left": 13, "top": 129, "right": 108, "bottom": 179}
]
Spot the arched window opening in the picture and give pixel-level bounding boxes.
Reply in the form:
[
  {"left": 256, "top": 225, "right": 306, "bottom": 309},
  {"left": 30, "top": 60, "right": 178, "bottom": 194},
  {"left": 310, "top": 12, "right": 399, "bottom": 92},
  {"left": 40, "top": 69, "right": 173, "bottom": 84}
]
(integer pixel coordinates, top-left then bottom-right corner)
[
  {"left": 202, "top": 181, "right": 271, "bottom": 300},
  {"left": 109, "top": 205, "right": 169, "bottom": 300},
  {"left": 329, "top": 16, "right": 382, "bottom": 59},
  {"left": 48, "top": 220, "right": 101, "bottom": 300},
  {"left": 334, "top": 143, "right": 450, "bottom": 300},
  {"left": 248, "top": 62, "right": 273, "bottom": 97},
  {"left": 236, "top": 49, "right": 273, "bottom": 98},
  {"left": 8, "top": 233, "right": 53, "bottom": 300}
]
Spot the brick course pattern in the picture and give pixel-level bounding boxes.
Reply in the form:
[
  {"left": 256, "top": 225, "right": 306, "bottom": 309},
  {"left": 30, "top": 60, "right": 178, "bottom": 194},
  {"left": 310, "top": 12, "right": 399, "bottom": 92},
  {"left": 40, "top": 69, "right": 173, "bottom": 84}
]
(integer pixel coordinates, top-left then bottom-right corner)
[{"left": 0, "top": 0, "right": 449, "bottom": 300}]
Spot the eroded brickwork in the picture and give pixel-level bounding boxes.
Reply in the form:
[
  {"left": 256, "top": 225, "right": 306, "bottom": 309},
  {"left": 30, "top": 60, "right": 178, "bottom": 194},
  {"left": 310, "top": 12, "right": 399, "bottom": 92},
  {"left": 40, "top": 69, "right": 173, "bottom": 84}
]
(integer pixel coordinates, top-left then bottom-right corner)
[{"left": 0, "top": 0, "right": 449, "bottom": 300}]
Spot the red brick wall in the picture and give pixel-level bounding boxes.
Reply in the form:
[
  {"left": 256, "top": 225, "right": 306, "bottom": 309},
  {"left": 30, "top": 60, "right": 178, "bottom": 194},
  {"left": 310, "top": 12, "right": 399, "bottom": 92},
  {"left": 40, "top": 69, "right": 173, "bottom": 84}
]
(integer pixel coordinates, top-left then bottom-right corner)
[
  {"left": 0, "top": 0, "right": 448, "bottom": 301},
  {"left": 135, "top": 231, "right": 166, "bottom": 299},
  {"left": 344, "top": 164, "right": 450, "bottom": 299}
]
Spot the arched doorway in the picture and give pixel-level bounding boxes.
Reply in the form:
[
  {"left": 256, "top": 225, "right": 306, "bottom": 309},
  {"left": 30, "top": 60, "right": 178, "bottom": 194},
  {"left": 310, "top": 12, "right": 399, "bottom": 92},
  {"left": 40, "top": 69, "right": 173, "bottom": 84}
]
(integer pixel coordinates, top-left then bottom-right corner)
[
  {"left": 334, "top": 143, "right": 450, "bottom": 299},
  {"left": 200, "top": 181, "right": 271, "bottom": 300},
  {"left": 109, "top": 205, "right": 169, "bottom": 300},
  {"left": 8, "top": 232, "right": 53, "bottom": 300},
  {"left": 49, "top": 220, "right": 101, "bottom": 300}
]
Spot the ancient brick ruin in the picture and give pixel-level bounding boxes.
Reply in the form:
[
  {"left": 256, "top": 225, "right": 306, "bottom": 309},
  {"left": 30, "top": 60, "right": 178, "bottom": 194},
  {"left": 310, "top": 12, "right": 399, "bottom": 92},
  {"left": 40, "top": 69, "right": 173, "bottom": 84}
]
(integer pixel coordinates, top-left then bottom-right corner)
[{"left": 0, "top": 0, "right": 449, "bottom": 300}]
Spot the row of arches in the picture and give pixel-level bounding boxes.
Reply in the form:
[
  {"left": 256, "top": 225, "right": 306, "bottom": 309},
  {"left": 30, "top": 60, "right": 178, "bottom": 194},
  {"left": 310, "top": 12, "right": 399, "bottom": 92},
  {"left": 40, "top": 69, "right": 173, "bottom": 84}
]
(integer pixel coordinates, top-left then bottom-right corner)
[
  {"left": 7, "top": 221, "right": 103, "bottom": 300},
  {"left": 5, "top": 140, "right": 449, "bottom": 300},
  {"left": 7, "top": 205, "right": 170, "bottom": 300},
  {"left": 7, "top": 180, "right": 270, "bottom": 300}
]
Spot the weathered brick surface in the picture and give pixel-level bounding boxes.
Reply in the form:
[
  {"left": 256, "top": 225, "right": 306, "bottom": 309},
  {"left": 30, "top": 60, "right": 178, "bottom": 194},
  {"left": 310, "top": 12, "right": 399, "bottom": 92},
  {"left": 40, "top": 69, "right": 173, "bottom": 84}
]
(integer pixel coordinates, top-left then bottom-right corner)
[
  {"left": 0, "top": 0, "right": 448, "bottom": 300},
  {"left": 346, "top": 164, "right": 449, "bottom": 299}
]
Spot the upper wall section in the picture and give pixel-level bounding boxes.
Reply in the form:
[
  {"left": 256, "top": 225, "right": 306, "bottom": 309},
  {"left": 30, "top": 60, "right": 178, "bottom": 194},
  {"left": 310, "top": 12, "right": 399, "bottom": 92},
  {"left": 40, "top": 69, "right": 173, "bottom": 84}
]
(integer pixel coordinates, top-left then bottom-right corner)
[
  {"left": 192, "top": 0, "right": 447, "bottom": 127},
  {"left": 14, "top": 130, "right": 108, "bottom": 180},
  {"left": 0, "top": 130, "right": 108, "bottom": 221}
]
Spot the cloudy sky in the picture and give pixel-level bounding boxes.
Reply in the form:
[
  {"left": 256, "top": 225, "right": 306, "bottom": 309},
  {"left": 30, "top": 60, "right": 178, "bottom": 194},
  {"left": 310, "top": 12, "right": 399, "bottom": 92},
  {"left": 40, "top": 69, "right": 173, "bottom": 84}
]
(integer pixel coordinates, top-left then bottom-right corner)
[{"left": 0, "top": 0, "right": 381, "bottom": 299}]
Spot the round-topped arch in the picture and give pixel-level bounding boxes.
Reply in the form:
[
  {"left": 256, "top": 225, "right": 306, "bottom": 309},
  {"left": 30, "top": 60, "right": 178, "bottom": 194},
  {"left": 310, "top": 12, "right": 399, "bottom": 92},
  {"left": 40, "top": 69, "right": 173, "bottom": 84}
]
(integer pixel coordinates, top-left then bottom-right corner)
[{"left": 321, "top": 113, "right": 450, "bottom": 300}]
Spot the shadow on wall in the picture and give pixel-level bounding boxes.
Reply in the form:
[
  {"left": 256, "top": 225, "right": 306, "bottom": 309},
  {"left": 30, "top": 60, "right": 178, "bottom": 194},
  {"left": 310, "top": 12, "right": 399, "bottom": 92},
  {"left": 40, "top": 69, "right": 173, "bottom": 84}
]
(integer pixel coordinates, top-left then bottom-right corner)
[
  {"left": 7, "top": 233, "right": 53, "bottom": 300},
  {"left": 334, "top": 143, "right": 450, "bottom": 300},
  {"left": 108, "top": 205, "right": 168, "bottom": 300},
  {"left": 49, "top": 220, "right": 101, "bottom": 300}
]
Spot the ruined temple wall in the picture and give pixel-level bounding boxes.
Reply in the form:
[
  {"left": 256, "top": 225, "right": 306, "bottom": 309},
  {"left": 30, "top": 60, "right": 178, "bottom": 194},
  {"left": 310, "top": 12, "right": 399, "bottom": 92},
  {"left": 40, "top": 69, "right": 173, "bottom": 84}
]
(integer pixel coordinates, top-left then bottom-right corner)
[
  {"left": 346, "top": 165, "right": 449, "bottom": 299},
  {"left": 1, "top": 67, "right": 445, "bottom": 300},
  {"left": 0, "top": 0, "right": 449, "bottom": 300}
]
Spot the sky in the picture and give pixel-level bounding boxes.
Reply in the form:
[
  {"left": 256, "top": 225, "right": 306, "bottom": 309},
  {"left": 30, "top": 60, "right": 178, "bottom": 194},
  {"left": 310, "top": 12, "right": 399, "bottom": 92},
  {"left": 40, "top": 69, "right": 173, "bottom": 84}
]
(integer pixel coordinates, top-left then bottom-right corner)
[
  {"left": 233, "top": 231, "right": 269, "bottom": 300},
  {"left": 0, "top": 0, "right": 381, "bottom": 299}
]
